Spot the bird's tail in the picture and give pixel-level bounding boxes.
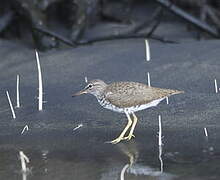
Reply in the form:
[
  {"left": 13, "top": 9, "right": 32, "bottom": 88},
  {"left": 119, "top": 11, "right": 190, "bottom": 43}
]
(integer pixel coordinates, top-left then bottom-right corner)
[{"left": 170, "top": 89, "right": 184, "bottom": 96}]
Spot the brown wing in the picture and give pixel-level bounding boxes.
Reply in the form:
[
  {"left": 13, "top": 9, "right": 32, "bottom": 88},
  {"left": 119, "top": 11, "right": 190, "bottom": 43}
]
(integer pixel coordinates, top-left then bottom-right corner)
[{"left": 105, "top": 82, "right": 183, "bottom": 108}]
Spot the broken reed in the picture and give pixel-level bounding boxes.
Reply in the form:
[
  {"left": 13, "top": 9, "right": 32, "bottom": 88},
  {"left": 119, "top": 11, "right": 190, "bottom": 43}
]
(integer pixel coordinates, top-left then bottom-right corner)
[{"left": 6, "top": 91, "right": 16, "bottom": 119}]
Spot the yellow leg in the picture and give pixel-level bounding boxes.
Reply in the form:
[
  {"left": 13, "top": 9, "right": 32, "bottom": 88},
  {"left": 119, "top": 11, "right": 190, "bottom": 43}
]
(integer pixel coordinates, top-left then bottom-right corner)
[
  {"left": 123, "top": 112, "right": 138, "bottom": 141},
  {"left": 110, "top": 113, "right": 132, "bottom": 144}
]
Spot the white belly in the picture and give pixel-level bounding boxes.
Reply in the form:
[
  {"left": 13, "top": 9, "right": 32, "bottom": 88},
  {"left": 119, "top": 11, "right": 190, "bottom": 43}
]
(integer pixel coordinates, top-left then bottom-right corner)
[
  {"left": 98, "top": 97, "right": 165, "bottom": 114},
  {"left": 125, "top": 97, "right": 165, "bottom": 113}
]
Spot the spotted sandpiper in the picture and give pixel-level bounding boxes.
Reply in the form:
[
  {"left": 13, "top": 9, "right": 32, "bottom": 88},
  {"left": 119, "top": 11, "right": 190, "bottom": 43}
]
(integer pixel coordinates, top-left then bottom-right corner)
[{"left": 73, "top": 79, "right": 183, "bottom": 144}]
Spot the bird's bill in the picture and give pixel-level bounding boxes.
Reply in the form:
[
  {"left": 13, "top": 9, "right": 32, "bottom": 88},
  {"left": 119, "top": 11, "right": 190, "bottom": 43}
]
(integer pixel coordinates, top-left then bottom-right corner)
[{"left": 72, "top": 89, "right": 87, "bottom": 97}]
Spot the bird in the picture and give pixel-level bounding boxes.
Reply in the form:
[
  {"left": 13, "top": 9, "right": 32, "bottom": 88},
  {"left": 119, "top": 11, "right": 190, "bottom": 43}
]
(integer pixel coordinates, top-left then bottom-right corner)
[{"left": 72, "top": 79, "right": 184, "bottom": 144}]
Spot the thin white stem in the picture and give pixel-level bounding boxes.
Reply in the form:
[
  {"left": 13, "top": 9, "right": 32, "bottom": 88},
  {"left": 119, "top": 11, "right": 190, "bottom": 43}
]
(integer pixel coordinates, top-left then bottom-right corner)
[
  {"left": 158, "top": 145, "right": 163, "bottom": 173},
  {"left": 214, "top": 79, "right": 218, "bottom": 93},
  {"left": 147, "top": 72, "right": 151, "bottom": 87},
  {"left": 19, "top": 151, "right": 30, "bottom": 173},
  {"left": 21, "top": 125, "right": 29, "bottom": 134},
  {"left": 166, "top": 97, "right": 169, "bottom": 104},
  {"left": 35, "top": 50, "right": 43, "bottom": 111},
  {"left": 85, "top": 76, "right": 88, "bottom": 83},
  {"left": 145, "top": 39, "right": 150, "bottom": 61},
  {"left": 204, "top": 127, "right": 208, "bottom": 137},
  {"left": 16, "top": 75, "right": 20, "bottom": 108},
  {"left": 120, "top": 164, "right": 129, "bottom": 180},
  {"left": 6, "top": 91, "right": 16, "bottom": 119},
  {"left": 158, "top": 115, "right": 162, "bottom": 146}
]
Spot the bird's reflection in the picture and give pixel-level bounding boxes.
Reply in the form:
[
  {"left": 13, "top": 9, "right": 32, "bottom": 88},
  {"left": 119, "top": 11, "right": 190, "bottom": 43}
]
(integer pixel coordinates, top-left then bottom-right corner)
[
  {"left": 120, "top": 164, "right": 129, "bottom": 180},
  {"left": 116, "top": 141, "right": 174, "bottom": 180},
  {"left": 117, "top": 140, "right": 139, "bottom": 166},
  {"left": 117, "top": 141, "right": 139, "bottom": 180}
]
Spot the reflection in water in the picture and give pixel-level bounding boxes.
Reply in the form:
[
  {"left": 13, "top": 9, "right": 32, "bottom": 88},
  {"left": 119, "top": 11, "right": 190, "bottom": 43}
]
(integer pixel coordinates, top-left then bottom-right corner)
[
  {"left": 42, "top": 150, "right": 49, "bottom": 173},
  {"left": 19, "top": 151, "right": 31, "bottom": 180},
  {"left": 120, "top": 164, "right": 129, "bottom": 180},
  {"left": 159, "top": 145, "right": 163, "bottom": 173},
  {"left": 117, "top": 141, "right": 174, "bottom": 180},
  {"left": 1, "top": 127, "right": 218, "bottom": 180},
  {"left": 203, "top": 135, "right": 214, "bottom": 157},
  {"left": 117, "top": 141, "right": 139, "bottom": 165},
  {"left": 128, "top": 164, "right": 169, "bottom": 177},
  {"left": 22, "top": 173, "right": 27, "bottom": 180},
  {"left": 118, "top": 141, "right": 139, "bottom": 180},
  {"left": 1, "top": 124, "right": 220, "bottom": 180},
  {"left": 158, "top": 114, "right": 164, "bottom": 173},
  {"left": 19, "top": 151, "right": 30, "bottom": 173}
]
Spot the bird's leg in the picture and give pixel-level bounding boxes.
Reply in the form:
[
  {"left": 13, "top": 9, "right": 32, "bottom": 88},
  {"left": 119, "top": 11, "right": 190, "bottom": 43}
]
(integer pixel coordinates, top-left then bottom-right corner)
[
  {"left": 123, "top": 112, "right": 138, "bottom": 141},
  {"left": 109, "top": 113, "right": 133, "bottom": 144}
]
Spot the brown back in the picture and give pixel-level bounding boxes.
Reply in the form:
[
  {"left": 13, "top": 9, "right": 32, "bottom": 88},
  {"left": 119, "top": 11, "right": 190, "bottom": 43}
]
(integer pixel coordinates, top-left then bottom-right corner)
[{"left": 105, "top": 82, "right": 183, "bottom": 108}]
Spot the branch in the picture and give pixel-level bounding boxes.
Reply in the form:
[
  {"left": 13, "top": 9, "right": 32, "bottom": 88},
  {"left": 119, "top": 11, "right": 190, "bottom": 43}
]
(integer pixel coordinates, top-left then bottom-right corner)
[
  {"left": 155, "top": 0, "right": 220, "bottom": 38},
  {"left": 76, "top": 7, "right": 177, "bottom": 45},
  {"left": 129, "top": 7, "right": 163, "bottom": 34},
  {"left": 77, "top": 32, "right": 178, "bottom": 45},
  {"left": 33, "top": 6, "right": 176, "bottom": 48},
  {"left": 34, "top": 26, "right": 75, "bottom": 47}
]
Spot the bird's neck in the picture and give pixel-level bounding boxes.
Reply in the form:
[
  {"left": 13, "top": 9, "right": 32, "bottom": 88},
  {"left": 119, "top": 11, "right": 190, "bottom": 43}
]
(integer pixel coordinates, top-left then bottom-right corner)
[
  {"left": 95, "top": 94, "right": 105, "bottom": 101},
  {"left": 92, "top": 88, "right": 106, "bottom": 100}
]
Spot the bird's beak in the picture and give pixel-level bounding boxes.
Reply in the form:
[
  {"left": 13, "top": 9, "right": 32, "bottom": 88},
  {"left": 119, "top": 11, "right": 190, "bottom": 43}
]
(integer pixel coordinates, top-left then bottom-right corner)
[{"left": 72, "top": 89, "right": 87, "bottom": 97}]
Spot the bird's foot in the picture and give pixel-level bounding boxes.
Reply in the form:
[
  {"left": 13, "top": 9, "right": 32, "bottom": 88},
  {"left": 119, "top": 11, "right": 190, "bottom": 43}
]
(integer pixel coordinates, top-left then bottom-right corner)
[
  {"left": 122, "top": 134, "right": 135, "bottom": 141},
  {"left": 106, "top": 136, "right": 124, "bottom": 144}
]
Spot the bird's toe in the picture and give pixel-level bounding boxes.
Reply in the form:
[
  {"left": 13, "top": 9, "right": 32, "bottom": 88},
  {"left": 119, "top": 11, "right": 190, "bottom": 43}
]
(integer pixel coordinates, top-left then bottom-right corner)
[{"left": 123, "top": 134, "right": 135, "bottom": 141}]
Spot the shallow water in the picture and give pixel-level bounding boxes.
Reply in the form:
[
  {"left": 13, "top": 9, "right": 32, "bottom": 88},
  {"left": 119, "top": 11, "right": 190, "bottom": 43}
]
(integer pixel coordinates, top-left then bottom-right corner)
[
  {"left": 0, "top": 126, "right": 220, "bottom": 180},
  {"left": 1, "top": 37, "right": 220, "bottom": 180}
]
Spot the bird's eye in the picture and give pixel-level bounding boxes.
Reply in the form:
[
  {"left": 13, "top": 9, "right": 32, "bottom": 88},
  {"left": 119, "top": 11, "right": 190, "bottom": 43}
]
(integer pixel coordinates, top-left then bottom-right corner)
[{"left": 88, "top": 84, "right": 93, "bottom": 89}]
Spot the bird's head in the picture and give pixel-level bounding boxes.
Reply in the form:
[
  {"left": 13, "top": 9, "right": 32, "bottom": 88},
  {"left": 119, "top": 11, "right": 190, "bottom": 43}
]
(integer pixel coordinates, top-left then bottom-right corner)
[{"left": 72, "top": 79, "right": 107, "bottom": 97}]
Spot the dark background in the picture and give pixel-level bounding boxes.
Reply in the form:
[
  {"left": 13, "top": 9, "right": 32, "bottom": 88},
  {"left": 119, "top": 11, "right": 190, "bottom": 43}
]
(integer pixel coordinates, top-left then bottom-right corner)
[{"left": 1, "top": 0, "right": 220, "bottom": 50}]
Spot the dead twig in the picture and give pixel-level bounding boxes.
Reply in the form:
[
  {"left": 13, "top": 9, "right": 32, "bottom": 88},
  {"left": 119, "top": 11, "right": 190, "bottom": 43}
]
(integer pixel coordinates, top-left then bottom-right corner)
[
  {"left": 77, "top": 32, "right": 178, "bottom": 44},
  {"left": 206, "top": 6, "right": 220, "bottom": 28},
  {"left": 148, "top": 34, "right": 178, "bottom": 43},
  {"left": 34, "top": 26, "right": 75, "bottom": 47},
  {"left": 77, "top": 9, "right": 177, "bottom": 45},
  {"left": 155, "top": 0, "right": 220, "bottom": 38},
  {"left": 128, "top": 7, "right": 163, "bottom": 34},
  {"left": 34, "top": 7, "right": 174, "bottom": 46}
]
